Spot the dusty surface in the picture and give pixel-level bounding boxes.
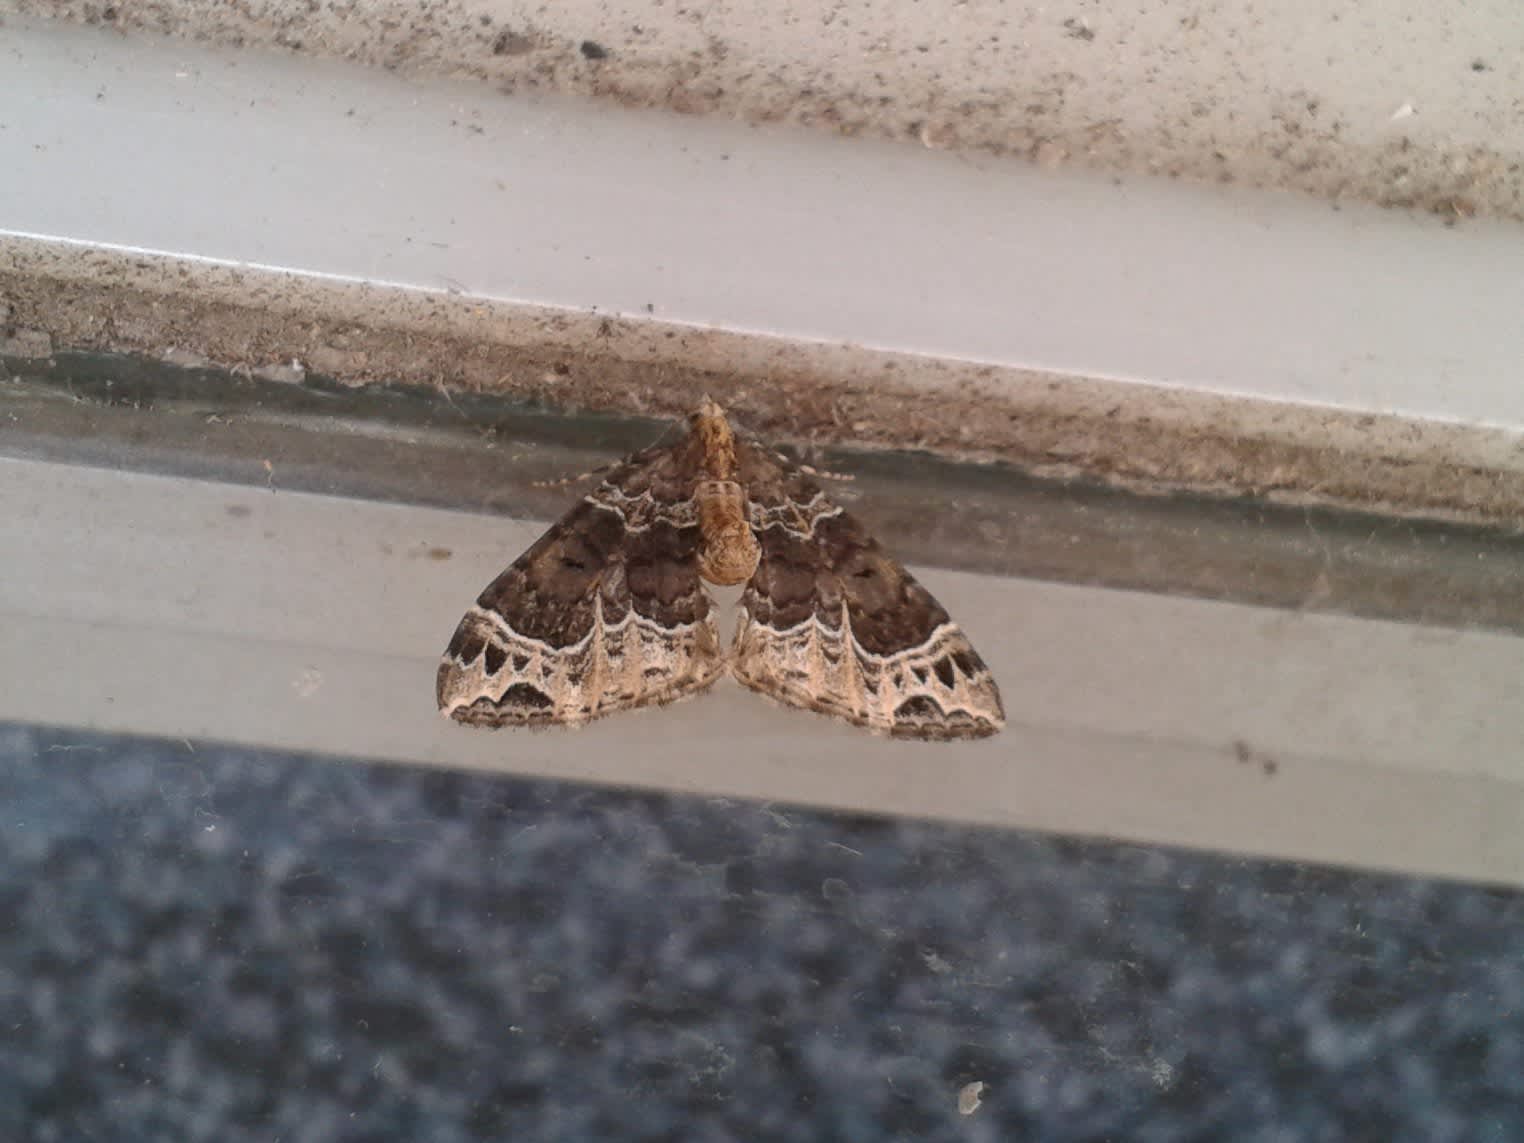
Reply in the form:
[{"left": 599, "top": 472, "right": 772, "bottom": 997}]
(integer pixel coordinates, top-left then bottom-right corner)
[
  {"left": 5, "top": 0, "right": 1522, "bottom": 222},
  {"left": 10, "top": 364, "right": 1524, "bottom": 637},
  {"left": 4, "top": 239, "right": 1524, "bottom": 529}
]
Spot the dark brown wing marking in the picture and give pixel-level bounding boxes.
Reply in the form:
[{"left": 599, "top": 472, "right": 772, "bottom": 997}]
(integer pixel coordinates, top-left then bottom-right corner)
[
  {"left": 436, "top": 442, "right": 723, "bottom": 727},
  {"left": 729, "top": 440, "right": 1004, "bottom": 740}
]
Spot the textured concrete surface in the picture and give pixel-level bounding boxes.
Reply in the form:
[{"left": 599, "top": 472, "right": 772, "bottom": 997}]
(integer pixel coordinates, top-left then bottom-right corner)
[
  {"left": 6, "top": 0, "right": 1523, "bottom": 221},
  {"left": 10, "top": 239, "right": 1524, "bottom": 526},
  {"left": 5, "top": 17, "right": 1524, "bottom": 523},
  {"left": 4, "top": 723, "right": 1522, "bottom": 1141}
]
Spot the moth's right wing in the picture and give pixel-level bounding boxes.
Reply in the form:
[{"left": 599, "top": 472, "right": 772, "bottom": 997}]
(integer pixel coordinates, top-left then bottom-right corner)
[{"left": 729, "top": 440, "right": 1004, "bottom": 740}]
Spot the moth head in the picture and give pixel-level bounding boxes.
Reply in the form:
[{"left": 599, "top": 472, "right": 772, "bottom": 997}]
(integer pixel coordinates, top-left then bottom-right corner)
[{"left": 692, "top": 393, "right": 727, "bottom": 423}]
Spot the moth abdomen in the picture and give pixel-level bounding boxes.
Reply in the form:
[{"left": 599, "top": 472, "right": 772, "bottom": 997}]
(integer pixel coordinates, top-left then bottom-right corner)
[{"left": 695, "top": 479, "right": 761, "bottom": 586}]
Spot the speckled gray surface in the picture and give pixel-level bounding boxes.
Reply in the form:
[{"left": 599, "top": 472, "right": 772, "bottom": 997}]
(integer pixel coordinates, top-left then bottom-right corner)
[
  {"left": 8, "top": 1, "right": 1522, "bottom": 220},
  {"left": 3, "top": 722, "right": 1522, "bottom": 1142}
]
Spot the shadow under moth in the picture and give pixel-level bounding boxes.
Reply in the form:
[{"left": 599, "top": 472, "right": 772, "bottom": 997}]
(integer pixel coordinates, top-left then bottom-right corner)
[{"left": 437, "top": 398, "right": 1004, "bottom": 740}]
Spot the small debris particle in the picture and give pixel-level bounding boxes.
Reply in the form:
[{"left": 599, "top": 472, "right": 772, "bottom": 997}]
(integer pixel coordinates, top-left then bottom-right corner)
[
  {"left": 161, "top": 347, "right": 211, "bottom": 369},
  {"left": 921, "top": 948, "right": 953, "bottom": 974},
  {"left": 1390, "top": 102, "right": 1415, "bottom": 121},
  {"left": 958, "top": 1081, "right": 984, "bottom": 1115},
  {"left": 1063, "top": 17, "right": 1095, "bottom": 40},
  {"left": 1233, "top": 739, "right": 1278, "bottom": 777},
  {"left": 1149, "top": 1056, "right": 1176, "bottom": 1089},
  {"left": 427, "top": 546, "right": 453, "bottom": 561},
  {"left": 493, "top": 30, "right": 534, "bottom": 56},
  {"left": 253, "top": 359, "right": 306, "bottom": 385},
  {"left": 580, "top": 40, "right": 608, "bottom": 60}
]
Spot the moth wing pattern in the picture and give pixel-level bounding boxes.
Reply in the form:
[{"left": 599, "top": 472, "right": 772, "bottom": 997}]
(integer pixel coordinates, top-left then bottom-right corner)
[
  {"left": 436, "top": 440, "right": 724, "bottom": 728},
  {"left": 729, "top": 439, "right": 1005, "bottom": 740}
]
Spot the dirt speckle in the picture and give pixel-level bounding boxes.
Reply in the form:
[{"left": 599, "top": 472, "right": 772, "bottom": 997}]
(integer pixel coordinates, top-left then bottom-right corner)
[
  {"left": 225, "top": 504, "right": 252, "bottom": 518},
  {"left": 492, "top": 29, "right": 534, "bottom": 57},
  {"left": 957, "top": 1081, "right": 984, "bottom": 1115},
  {"left": 579, "top": 40, "right": 608, "bottom": 61},
  {"left": 921, "top": 948, "right": 953, "bottom": 975},
  {"left": 1233, "top": 740, "right": 1279, "bottom": 777},
  {"left": 292, "top": 667, "right": 324, "bottom": 699}
]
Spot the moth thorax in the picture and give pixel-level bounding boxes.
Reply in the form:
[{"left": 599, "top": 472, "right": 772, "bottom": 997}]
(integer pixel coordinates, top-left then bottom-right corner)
[
  {"left": 692, "top": 402, "right": 739, "bottom": 480},
  {"left": 695, "top": 479, "right": 760, "bottom": 586}
]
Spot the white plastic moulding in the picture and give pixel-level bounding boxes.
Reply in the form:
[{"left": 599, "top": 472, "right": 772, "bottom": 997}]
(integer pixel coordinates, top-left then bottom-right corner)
[
  {"left": 3, "top": 456, "right": 1523, "bottom": 888},
  {"left": 3, "top": 17, "right": 1524, "bottom": 428}
]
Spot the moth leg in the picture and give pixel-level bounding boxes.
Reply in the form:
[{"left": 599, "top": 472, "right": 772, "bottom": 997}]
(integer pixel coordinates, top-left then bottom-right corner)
[
  {"left": 771, "top": 448, "right": 855, "bottom": 484},
  {"left": 797, "top": 464, "right": 855, "bottom": 483},
  {"left": 532, "top": 460, "right": 617, "bottom": 489}
]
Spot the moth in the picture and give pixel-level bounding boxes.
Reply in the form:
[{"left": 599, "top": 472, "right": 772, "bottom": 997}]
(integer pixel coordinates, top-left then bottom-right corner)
[{"left": 437, "top": 398, "right": 1004, "bottom": 740}]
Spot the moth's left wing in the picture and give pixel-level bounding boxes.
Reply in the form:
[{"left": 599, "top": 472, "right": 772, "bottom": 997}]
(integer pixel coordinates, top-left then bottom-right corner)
[
  {"left": 437, "top": 444, "right": 723, "bottom": 728},
  {"left": 730, "top": 441, "right": 1004, "bottom": 740}
]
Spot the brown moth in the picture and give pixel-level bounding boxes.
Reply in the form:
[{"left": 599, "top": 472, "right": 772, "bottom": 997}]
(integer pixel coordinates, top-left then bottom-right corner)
[{"left": 437, "top": 398, "right": 1004, "bottom": 740}]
